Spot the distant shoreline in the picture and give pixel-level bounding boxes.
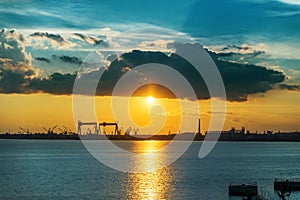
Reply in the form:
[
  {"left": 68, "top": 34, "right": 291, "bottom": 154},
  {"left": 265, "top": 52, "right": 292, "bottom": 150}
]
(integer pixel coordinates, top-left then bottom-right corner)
[{"left": 1, "top": 132, "right": 300, "bottom": 142}]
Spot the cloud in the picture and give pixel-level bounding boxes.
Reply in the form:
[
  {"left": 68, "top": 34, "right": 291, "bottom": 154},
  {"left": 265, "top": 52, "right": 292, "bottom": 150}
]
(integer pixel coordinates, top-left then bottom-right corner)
[
  {"left": 99, "top": 26, "right": 192, "bottom": 52},
  {"left": 30, "top": 32, "right": 75, "bottom": 48},
  {"left": 0, "top": 29, "right": 31, "bottom": 64},
  {"left": 263, "top": 42, "right": 300, "bottom": 60},
  {"left": 35, "top": 54, "right": 85, "bottom": 66},
  {"left": 278, "top": 84, "right": 300, "bottom": 91},
  {"left": 29, "top": 72, "right": 75, "bottom": 95},
  {"left": 106, "top": 49, "right": 284, "bottom": 101},
  {"left": 209, "top": 42, "right": 300, "bottom": 61},
  {"left": 59, "top": 47, "right": 285, "bottom": 101},
  {"left": 0, "top": 58, "right": 39, "bottom": 93},
  {"left": 0, "top": 32, "right": 287, "bottom": 101},
  {"left": 216, "top": 51, "right": 265, "bottom": 58},
  {"left": 72, "top": 33, "right": 108, "bottom": 46},
  {"left": 30, "top": 32, "right": 65, "bottom": 43},
  {"left": 269, "top": 10, "right": 300, "bottom": 17},
  {"left": 52, "top": 55, "right": 83, "bottom": 65},
  {"left": 0, "top": 29, "right": 39, "bottom": 93},
  {"left": 210, "top": 44, "right": 266, "bottom": 57},
  {"left": 106, "top": 53, "right": 119, "bottom": 66},
  {"left": 138, "top": 40, "right": 174, "bottom": 51},
  {"left": 34, "top": 57, "right": 50, "bottom": 63},
  {"left": 8, "top": 49, "right": 287, "bottom": 101},
  {"left": 212, "top": 52, "right": 285, "bottom": 101},
  {"left": 278, "top": 0, "right": 300, "bottom": 5}
]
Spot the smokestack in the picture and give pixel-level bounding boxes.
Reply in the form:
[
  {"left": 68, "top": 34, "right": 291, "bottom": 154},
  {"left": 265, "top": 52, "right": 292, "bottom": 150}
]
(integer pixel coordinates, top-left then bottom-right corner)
[{"left": 198, "top": 118, "right": 201, "bottom": 135}]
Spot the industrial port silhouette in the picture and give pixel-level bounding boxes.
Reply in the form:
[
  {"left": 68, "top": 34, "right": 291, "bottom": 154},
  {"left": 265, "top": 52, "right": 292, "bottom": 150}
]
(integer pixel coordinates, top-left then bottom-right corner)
[{"left": 1, "top": 119, "right": 300, "bottom": 141}]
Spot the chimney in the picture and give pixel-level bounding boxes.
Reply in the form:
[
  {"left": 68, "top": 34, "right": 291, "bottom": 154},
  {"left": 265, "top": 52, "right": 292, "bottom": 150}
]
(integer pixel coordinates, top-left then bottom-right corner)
[{"left": 198, "top": 118, "right": 201, "bottom": 135}]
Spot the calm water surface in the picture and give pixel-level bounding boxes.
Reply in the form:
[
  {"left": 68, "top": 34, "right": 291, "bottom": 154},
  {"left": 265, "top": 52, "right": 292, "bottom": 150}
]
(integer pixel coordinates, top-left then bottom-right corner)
[{"left": 0, "top": 140, "right": 300, "bottom": 200}]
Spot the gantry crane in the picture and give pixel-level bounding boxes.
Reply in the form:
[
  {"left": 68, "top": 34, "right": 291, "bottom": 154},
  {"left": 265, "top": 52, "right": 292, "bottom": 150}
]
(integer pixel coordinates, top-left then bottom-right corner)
[
  {"left": 99, "top": 122, "right": 119, "bottom": 135},
  {"left": 77, "top": 121, "right": 98, "bottom": 135}
]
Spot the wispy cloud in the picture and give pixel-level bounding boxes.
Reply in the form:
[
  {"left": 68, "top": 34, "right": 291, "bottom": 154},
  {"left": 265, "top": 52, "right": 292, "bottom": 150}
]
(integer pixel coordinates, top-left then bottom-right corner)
[
  {"left": 278, "top": 0, "right": 300, "bottom": 5},
  {"left": 30, "top": 32, "right": 75, "bottom": 49},
  {"left": 279, "top": 84, "right": 300, "bottom": 91},
  {"left": 34, "top": 57, "right": 50, "bottom": 63},
  {"left": 72, "top": 33, "right": 107, "bottom": 46},
  {"left": 0, "top": 7, "right": 61, "bottom": 18}
]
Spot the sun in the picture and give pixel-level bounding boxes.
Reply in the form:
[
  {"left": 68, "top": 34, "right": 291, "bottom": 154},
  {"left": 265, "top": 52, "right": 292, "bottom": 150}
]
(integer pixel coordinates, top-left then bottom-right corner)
[{"left": 146, "top": 96, "right": 155, "bottom": 104}]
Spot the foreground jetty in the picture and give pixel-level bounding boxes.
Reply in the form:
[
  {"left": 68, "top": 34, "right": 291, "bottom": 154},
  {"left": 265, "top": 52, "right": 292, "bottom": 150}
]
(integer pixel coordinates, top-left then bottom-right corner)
[
  {"left": 274, "top": 178, "right": 300, "bottom": 191},
  {"left": 228, "top": 182, "right": 258, "bottom": 197}
]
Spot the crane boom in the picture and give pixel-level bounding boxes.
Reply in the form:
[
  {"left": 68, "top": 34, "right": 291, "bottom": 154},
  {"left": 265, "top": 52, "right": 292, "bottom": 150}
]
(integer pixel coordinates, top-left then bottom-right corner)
[
  {"left": 51, "top": 125, "right": 58, "bottom": 132},
  {"left": 19, "top": 127, "right": 26, "bottom": 133},
  {"left": 42, "top": 127, "right": 48, "bottom": 133}
]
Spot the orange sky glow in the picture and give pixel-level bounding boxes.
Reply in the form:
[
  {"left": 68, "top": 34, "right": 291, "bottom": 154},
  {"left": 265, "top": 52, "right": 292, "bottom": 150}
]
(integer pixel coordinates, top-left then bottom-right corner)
[{"left": 0, "top": 89, "right": 299, "bottom": 134}]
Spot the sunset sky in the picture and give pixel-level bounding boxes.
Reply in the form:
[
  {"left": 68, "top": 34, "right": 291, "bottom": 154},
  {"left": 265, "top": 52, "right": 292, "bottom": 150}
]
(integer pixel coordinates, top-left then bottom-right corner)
[{"left": 0, "top": 0, "right": 299, "bottom": 134}]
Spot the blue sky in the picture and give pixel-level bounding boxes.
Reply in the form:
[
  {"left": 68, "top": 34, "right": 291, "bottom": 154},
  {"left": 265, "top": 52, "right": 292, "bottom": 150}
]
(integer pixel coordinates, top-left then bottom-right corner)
[
  {"left": 2, "top": 0, "right": 300, "bottom": 37},
  {"left": 0, "top": 0, "right": 300, "bottom": 94}
]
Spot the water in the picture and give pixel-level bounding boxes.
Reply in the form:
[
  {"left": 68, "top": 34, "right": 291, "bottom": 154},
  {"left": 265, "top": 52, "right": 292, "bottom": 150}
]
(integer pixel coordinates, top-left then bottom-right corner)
[{"left": 0, "top": 140, "right": 300, "bottom": 200}]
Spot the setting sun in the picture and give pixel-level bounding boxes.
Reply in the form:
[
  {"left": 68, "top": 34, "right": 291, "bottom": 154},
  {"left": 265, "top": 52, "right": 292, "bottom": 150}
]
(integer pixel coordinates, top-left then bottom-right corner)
[{"left": 146, "top": 96, "right": 155, "bottom": 104}]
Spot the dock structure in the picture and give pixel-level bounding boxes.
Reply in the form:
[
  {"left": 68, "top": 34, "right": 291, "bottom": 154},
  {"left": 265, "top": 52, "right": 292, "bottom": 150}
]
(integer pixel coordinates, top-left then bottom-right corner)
[
  {"left": 274, "top": 178, "right": 300, "bottom": 191},
  {"left": 229, "top": 182, "right": 258, "bottom": 197}
]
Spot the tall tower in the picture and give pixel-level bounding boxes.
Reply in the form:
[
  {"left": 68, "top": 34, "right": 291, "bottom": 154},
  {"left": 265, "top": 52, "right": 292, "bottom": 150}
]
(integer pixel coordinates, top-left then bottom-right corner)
[{"left": 197, "top": 118, "right": 201, "bottom": 135}]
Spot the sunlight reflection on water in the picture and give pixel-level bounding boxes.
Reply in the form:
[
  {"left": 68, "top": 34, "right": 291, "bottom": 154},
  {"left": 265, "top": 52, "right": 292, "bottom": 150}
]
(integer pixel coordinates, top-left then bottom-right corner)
[{"left": 124, "top": 141, "right": 173, "bottom": 199}]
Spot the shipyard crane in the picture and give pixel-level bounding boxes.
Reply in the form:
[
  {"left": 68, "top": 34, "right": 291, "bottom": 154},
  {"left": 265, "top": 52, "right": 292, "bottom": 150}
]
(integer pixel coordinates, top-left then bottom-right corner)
[
  {"left": 42, "top": 127, "right": 48, "bottom": 133},
  {"left": 57, "top": 127, "right": 67, "bottom": 134},
  {"left": 50, "top": 125, "right": 58, "bottom": 134},
  {"left": 19, "top": 127, "right": 25, "bottom": 134},
  {"left": 62, "top": 125, "right": 72, "bottom": 134},
  {"left": 19, "top": 127, "right": 29, "bottom": 134},
  {"left": 77, "top": 121, "right": 119, "bottom": 135},
  {"left": 99, "top": 122, "right": 119, "bottom": 135},
  {"left": 42, "top": 125, "right": 58, "bottom": 134},
  {"left": 43, "top": 127, "right": 52, "bottom": 134},
  {"left": 77, "top": 121, "right": 98, "bottom": 135}
]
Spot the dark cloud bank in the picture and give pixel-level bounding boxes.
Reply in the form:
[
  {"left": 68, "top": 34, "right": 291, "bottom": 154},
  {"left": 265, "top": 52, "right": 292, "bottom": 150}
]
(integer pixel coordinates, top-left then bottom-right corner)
[
  {"left": 0, "top": 29, "right": 292, "bottom": 101},
  {"left": 90, "top": 49, "right": 285, "bottom": 101},
  {"left": 3, "top": 49, "right": 289, "bottom": 101}
]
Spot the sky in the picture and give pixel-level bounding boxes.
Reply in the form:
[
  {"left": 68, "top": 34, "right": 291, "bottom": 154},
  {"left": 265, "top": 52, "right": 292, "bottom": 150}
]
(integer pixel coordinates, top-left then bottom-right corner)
[{"left": 0, "top": 0, "right": 299, "bottom": 134}]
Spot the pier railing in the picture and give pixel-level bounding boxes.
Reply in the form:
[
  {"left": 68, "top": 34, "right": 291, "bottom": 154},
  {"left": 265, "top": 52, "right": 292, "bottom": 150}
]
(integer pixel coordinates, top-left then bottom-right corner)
[
  {"left": 229, "top": 182, "right": 257, "bottom": 186},
  {"left": 275, "top": 178, "right": 300, "bottom": 183}
]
